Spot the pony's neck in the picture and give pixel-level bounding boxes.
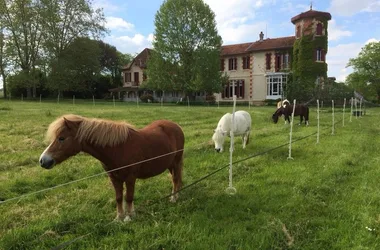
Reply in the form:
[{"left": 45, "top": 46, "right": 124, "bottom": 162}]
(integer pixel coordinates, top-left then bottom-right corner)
[{"left": 81, "top": 142, "right": 115, "bottom": 167}]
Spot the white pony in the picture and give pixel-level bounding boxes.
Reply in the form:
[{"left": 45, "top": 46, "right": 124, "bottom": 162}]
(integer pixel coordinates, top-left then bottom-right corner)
[{"left": 212, "top": 110, "right": 252, "bottom": 153}]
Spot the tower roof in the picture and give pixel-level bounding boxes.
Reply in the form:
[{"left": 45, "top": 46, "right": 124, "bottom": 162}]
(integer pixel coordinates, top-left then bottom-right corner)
[{"left": 291, "top": 9, "right": 332, "bottom": 24}]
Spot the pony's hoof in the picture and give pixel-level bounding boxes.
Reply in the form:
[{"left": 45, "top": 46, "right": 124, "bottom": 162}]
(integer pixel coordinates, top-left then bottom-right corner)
[
  {"left": 170, "top": 196, "right": 178, "bottom": 203},
  {"left": 114, "top": 215, "right": 124, "bottom": 222},
  {"left": 123, "top": 216, "right": 132, "bottom": 222}
]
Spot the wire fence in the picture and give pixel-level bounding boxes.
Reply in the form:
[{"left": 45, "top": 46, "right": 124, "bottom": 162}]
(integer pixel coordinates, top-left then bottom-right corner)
[{"left": 0, "top": 98, "right": 370, "bottom": 249}]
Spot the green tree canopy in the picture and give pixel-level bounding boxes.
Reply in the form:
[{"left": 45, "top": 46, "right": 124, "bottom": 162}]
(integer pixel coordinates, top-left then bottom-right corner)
[
  {"left": 347, "top": 42, "right": 380, "bottom": 103},
  {"left": 48, "top": 37, "right": 101, "bottom": 93},
  {"left": 146, "top": 0, "right": 224, "bottom": 96}
]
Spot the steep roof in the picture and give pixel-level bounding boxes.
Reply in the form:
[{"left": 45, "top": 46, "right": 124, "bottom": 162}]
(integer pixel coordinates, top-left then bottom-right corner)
[
  {"left": 221, "top": 42, "right": 252, "bottom": 56},
  {"left": 247, "top": 36, "right": 295, "bottom": 51},
  {"left": 291, "top": 9, "right": 332, "bottom": 24},
  {"left": 122, "top": 48, "right": 152, "bottom": 70},
  {"left": 221, "top": 36, "right": 295, "bottom": 56}
]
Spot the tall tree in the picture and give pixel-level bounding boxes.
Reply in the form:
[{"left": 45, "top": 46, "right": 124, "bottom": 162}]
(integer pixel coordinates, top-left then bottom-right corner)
[
  {"left": 48, "top": 37, "right": 101, "bottom": 93},
  {"left": 0, "top": 26, "right": 8, "bottom": 98},
  {"left": 97, "top": 41, "right": 132, "bottom": 87},
  {"left": 147, "top": 0, "right": 223, "bottom": 96},
  {"left": 40, "top": 0, "right": 106, "bottom": 62},
  {"left": 347, "top": 42, "right": 380, "bottom": 103},
  {"left": 0, "top": 0, "right": 44, "bottom": 98}
]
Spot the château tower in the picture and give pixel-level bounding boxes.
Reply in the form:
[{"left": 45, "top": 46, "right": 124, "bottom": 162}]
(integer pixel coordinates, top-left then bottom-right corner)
[{"left": 290, "top": 6, "right": 332, "bottom": 96}]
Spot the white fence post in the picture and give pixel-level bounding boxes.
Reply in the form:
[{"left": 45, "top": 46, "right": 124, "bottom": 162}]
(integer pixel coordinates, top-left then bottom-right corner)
[
  {"left": 288, "top": 99, "right": 296, "bottom": 160},
  {"left": 350, "top": 97, "right": 353, "bottom": 122},
  {"left": 332, "top": 100, "right": 335, "bottom": 135},
  {"left": 342, "top": 98, "right": 346, "bottom": 127},
  {"left": 226, "top": 95, "right": 237, "bottom": 195},
  {"left": 317, "top": 99, "right": 320, "bottom": 144}
]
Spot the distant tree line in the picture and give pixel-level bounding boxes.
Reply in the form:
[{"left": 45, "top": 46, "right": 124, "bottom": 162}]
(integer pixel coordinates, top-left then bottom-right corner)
[{"left": 0, "top": 0, "right": 132, "bottom": 99}]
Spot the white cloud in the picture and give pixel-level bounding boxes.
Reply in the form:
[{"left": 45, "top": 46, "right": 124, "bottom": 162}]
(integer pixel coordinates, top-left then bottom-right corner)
[
  {"left": 327, "top": 42, "right": 366, "bottom": 81},
  {"left": 328, "top": 0, "right": 380, "bottom": 16},
  {"left": 204, "top": 0, "right": 271, "bottom": 44},
  {"left": 93, "top": 0, "right": 121, "bottom": 14},
  {"left": 328, "top": 19, "right": 352, "bottom": 41},
  {"left": 365, "top": 38, "right": 379, "bottom": 44},
  {"left": 105, "top": 17, "right": 134, "bottom": 31},
  {"left": 104, "top": 34, "right": 153, "bottom": 55}
]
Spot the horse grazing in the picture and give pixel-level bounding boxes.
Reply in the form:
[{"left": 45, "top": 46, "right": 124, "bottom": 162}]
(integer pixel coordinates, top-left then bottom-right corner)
[
  {"left": 276, "top": 99, "right": 290, "bottom": 109},
  {"left": 272, "top": 103, "right": 309, "bottom": 125},
  {"left": 212, "top": 110, "right": 252, "bottom": 152},
  {"left": 39, "top": 114, "right": 184, "bottom": 222}
]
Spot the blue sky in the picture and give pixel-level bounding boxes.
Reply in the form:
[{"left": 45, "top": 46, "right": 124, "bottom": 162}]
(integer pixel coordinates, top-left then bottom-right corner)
[
  {"left": 98, "top": 0, "right": 380, "bottom": 83},
  {"left": 1, "top": 0, "right": 379, "bottom": 89}
]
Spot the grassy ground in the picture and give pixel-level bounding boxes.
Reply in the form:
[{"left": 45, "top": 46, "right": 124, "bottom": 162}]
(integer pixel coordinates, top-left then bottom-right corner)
[{"left": 0, "top": 99, "right": 379, "bottom": 249}]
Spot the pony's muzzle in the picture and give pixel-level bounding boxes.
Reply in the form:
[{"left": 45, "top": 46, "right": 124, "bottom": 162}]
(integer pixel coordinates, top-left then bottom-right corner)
[
  {"left": 39, "top": 155, "right": 55, "bottom": 169},
  {"left": 215, "top": 148, "right": 221, "bottom": 153}
]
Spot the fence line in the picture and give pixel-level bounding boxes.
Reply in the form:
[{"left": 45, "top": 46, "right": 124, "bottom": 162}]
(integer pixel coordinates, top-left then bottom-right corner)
[{"left": 51, "top": 119, "right": 343, "bottom": 250}]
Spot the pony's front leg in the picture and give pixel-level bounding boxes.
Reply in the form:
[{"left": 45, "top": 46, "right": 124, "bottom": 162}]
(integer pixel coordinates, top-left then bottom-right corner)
[
  {"left": 242, "top": 132, "right": 249, "bottom": 149},
  {"left": 124, "top": 178, "right": 136, "bottom": 222},
  {"left": 110, "top": 177, "right": 124, "bottom": 221}
]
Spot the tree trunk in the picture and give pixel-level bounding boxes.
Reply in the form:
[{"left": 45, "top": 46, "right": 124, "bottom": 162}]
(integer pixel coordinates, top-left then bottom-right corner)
[{"left": 1, "top": 74, "right": 7, "bottom": 99}]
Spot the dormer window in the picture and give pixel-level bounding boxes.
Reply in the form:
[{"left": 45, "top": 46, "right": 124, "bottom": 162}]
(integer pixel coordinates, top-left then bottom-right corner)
[{"left": 316, "top": 23, "right": 323, "bottom": 36}]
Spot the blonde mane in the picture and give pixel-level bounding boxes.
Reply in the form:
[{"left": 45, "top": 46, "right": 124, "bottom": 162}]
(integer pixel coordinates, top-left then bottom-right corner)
[{"left": 46, "top": 114, "right": 135, "bottom": 147}]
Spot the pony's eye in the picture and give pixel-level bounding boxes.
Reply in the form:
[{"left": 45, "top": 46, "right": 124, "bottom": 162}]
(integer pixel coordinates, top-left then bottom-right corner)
[{"left": 58, "top": 137, "right": 65, "bottom": 142}]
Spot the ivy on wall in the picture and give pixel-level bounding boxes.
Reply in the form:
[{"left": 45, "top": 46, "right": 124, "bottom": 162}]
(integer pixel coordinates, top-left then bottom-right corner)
[{"left": 285, "top": 19, "right": 329, "bottom": 102}]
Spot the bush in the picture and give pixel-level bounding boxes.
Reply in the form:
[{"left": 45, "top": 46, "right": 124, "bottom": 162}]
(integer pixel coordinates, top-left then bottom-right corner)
[
  {"left": 140, "top": 94, "right": 154, "bottom": 103},
  {"left": 205, "top": 94, "right": 216, "bottom": 104}
]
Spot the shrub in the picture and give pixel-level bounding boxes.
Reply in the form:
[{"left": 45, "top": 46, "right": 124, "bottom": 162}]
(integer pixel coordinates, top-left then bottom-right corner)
[{"left": 140, "top": 94, "right": 154, "bottom": 103}]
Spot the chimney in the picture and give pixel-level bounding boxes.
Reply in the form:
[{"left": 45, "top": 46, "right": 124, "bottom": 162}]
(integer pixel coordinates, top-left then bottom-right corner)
[{"left": 259, "top": 31, "right": 264, "bottom": 41}]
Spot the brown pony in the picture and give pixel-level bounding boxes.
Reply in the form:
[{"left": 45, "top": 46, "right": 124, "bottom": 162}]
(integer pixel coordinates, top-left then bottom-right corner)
[
  {"left": 39, "top": 114, "right": 184, "bottom": 222},
  {"left": 272, "top": 103, "right": 309, "bottom": 125}
]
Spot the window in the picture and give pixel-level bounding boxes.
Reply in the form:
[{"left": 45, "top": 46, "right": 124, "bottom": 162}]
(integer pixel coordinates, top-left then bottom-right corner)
[
  {"left": 125, "top": 72, "right": 131, "bottom": 82},
  {"left": 134, "top": 72, "right": 139, "bottom": 83},
  {"left": 265, "top": 53, "right": 271, "bottom": 70},
  {"left": 316, "top": 23, "right": 323, "bottom": 36},
  {"left": 228, "top": 58, "right": 237, "bottom": 70},
  {"left": 283, "top": 54, "right": 290, "bottom": 69},
  {"left": 275, "top": 54, "right": 282, "bottom": 72},
  {"left": 266, "top": 74, "right": 287, "bottom": 98},
  {"left": 220, "top": 59, "right": 225, "bottom": 71},
  {"left": 222, "top": 80, "right": 245, "bottom": 98},
  {"left": 242, "top": 56, "right": 250, "bottom": 69},
  {"left": 316, "top": 48, "right": 322, "bottom": 61}
]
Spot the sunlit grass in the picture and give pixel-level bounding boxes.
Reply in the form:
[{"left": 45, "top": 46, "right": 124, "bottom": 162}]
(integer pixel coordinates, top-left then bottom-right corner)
[{"left": 0, "top": 99, "right": 379, "bottom": 249}]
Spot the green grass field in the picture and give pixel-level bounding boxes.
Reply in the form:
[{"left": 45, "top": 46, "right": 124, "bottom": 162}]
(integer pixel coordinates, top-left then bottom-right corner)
[{"left": 0, "top": 99, "right": 379, "bottom": 249}]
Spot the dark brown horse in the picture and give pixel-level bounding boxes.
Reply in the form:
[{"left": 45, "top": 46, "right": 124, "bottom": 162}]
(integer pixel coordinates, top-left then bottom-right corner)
[
  {"left": 272, "top": 103, "right": 309, "bottom": 125},
  {"left": 39, "top": 114, "right": 184, "bottom": 222}
]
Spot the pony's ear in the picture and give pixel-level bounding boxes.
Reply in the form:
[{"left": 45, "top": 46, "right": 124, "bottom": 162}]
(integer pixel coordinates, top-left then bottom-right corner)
[{"left": 63, "top": 117, "right": 80, "bottom": 130}]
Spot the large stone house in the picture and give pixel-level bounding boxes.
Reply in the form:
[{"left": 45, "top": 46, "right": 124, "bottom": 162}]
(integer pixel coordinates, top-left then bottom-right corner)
[{"left": 112, "top": 8, "right": 331, "bottom": 104}]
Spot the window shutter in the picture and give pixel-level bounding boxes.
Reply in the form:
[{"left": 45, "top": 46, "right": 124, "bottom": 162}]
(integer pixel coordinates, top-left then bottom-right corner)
[
  {"left": 266, "top": 53, "right": 272, "bottom": 70},
  {"left": 242, "top": 80, "right": 245, "bottom": 98},
  {"left": 321, "top": 49, "right": 325, "bottom": 61},
  {"left": 275, "top": 54, "right": 279, "bottom": 72}
]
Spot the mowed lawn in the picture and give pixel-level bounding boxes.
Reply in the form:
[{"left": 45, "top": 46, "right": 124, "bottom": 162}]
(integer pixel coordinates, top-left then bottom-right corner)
[{"left": 0, "top": 99, "right": 379, "bottom": 249}]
